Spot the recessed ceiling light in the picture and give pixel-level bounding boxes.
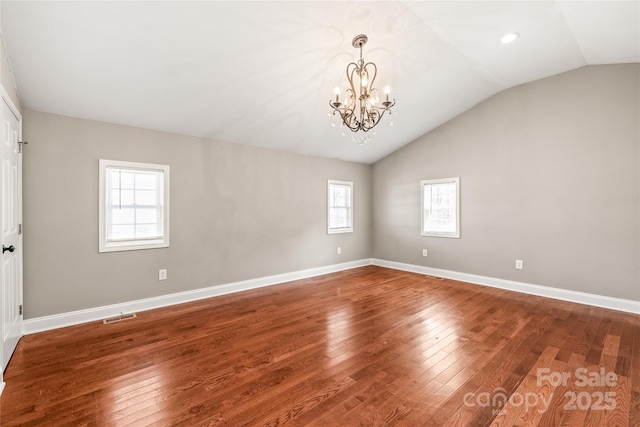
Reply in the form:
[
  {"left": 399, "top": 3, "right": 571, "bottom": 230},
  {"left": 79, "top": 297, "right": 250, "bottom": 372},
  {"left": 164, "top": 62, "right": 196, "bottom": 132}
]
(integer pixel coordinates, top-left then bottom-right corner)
[{"left": 501, "top": 33, "right": 520, "bottom": 44}]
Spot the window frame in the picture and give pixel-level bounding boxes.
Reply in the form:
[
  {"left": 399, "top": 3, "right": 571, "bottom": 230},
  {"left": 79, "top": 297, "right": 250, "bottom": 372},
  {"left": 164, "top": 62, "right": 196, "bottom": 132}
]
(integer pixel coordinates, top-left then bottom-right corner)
[
  {"left": 421, "top": 177, "right": 460, "bottom": 239},
  {"left": 98, "top": 159, "right": 170, "bottom": 253},
  {"left": 327, "top": 180, "right": 353, "bottom": 234}
]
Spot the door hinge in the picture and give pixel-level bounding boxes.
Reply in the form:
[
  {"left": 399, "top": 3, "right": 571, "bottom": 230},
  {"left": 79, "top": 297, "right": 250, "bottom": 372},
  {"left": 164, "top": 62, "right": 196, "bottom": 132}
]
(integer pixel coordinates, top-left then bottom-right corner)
[
  {"left": 18, "top": 224, "right": 22, "bottom": 235},
  {"left": 19, "top": 304, "right": 22, "bottom": 315},
  {"left": 18, "top": 140, "right": 28, "bottom": 153}
]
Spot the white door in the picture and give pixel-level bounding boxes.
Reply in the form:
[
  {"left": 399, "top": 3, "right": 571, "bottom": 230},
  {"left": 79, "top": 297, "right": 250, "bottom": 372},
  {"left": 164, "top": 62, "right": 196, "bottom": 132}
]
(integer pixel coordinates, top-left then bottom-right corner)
[{"left": 1, "top": 91, "right": 22, "bottom": 372}]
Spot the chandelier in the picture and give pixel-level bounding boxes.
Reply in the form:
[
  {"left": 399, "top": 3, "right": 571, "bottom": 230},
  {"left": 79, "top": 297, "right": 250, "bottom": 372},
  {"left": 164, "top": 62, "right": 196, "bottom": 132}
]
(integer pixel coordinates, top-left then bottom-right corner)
[{"left": 329, "top": 34, "right": 395, "bottom": 142}]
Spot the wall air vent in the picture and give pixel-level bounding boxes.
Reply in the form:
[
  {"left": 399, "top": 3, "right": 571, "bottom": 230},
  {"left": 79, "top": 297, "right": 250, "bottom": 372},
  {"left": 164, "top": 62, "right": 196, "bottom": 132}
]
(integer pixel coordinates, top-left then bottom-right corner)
[{"left": 103, "top": 313, "right": 137, "bottom": 324}]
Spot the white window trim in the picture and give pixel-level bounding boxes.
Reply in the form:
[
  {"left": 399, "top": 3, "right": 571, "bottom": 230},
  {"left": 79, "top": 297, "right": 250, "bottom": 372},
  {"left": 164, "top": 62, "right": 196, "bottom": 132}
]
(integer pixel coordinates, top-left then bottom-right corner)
[
  {"left": 421, "top": 177, "right": 460, "bottom": 239},
  {"left": 327, "top": 180, "right": 353, "bottom": 234},
  {"left": 99, "top": 159, "right": 170, "bottom": 253}
]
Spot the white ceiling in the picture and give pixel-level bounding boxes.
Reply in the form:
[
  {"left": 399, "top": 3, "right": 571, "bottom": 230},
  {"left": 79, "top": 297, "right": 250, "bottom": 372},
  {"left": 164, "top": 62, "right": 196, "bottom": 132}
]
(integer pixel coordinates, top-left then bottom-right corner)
[{"left": 2, "top": 1, "right": 639, "bottom": 164}]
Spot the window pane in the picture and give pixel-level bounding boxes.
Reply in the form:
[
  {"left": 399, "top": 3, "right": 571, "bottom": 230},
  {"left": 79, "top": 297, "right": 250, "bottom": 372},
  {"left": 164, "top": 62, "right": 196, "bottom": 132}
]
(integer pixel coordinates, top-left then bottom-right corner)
[
  {"left": 119, "top": 171, "right": 135, "bottom": 189},
  {"left": 110, "top": 189, "right": 120, "bottom": 206},
  {"left": 110, "top": 224, "right": 135, "bottom": 240},
  {"left": 328, "top": 181, "right": 353, "bottom": 233},
  {"left": 424, "top": 182, "right": 456, "bottom": 232},
  {"left": 119, "top": 190, "right": 135, "bottom": 206},
  {"left": 135, "top": 208, "right": 159, "bottom": 225},
  {"left": 330, "top": 185, "right": 350, "bottom": 208},
  {"left": 330, "top": 207, "right": 350, "bottom": 228},
  {"left": 111, "top": 208, "right": 134, "bottom": 225},
  {"left": 136, "top": 224, "right": 162, "bottom": 239},
  {"left": 135, "top": 172, "right": 158, "bottom": 190},
  {"left": 422, "top": 178, "right": 459, "bottom": 237},
  {"left": 136, "top": 190, "right": 158, "bottom": 206},
  {"left": 110, "top": 171, "right": 121, "bottom": 189},
  {"left": 334, "top": 187, "right": 346, "bottom": 206},
  {"left": 105, "top": 166, "right": 165, "bottom": 242}
]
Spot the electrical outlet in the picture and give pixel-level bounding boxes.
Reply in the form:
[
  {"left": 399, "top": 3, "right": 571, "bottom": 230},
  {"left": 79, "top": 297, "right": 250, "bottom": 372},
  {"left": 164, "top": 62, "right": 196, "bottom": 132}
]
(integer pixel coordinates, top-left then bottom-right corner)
[
  {"left": 422, "top": 249, "right": 428, "bottom": 257},
  {"left": 515, "top": 260, "right": 524, "bottom": 270},
  {"left": 337, "top": 247, "right": 342, "bottom": 255},
  {"left": 159, "top": 269, "right": 167, "bottom": 280}
]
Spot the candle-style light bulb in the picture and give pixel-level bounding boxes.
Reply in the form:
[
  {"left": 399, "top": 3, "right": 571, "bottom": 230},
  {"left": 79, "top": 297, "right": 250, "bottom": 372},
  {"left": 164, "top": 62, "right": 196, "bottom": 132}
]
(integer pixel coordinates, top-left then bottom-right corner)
[
  {"left": 334, "top": 87, "right": 340, "bottom": 103},
  {"left": 384, "top": 86, "right": 390, "bottom": 102}
]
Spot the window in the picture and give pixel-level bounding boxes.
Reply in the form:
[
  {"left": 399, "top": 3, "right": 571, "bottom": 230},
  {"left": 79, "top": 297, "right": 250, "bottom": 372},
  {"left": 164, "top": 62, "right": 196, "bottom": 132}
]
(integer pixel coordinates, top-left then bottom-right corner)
[
  {"left": 328, "top": 180, "right": 353, "bottom": 234},
  {"left": 99, "top": 159, "right": 170, "bottom": 252},
  {"left": 421, "top": 177, "right": 460, "bottom": 238}
]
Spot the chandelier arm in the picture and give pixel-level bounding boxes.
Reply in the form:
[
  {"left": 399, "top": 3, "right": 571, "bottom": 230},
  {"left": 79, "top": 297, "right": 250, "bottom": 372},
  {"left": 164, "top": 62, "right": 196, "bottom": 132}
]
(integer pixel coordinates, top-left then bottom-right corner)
[
  {"left": 364, "top": 62, "right": 378, "bottom": 96},
  {"left": 329, "top": 104, "right": 361, "bottom": 132},
  {"left": 346, "top": 64, "right": 358, "bottom": 109},
  {"left": 330, "top": 63, "right": 359, "bottom": 114},
  {"left": 346, "top": 63, "right": 358, "bottom": 90},
  {"left": 342, "top": 108, "right": 360, "bottom": 132},
  {"left": 344, "top": 88, "right": 355, "bottom": 109},
  {"left": 361, "top": 110, "right": 371, "bottom": 131},
  {"left": 380, "top": 99, "right": 396, "bottom": 110},
  {"left": 346, "top": 63, "right": 362, "bottom": 130},
  {"left": 364, "top": 108, "right": 381, "bottom": 132}
]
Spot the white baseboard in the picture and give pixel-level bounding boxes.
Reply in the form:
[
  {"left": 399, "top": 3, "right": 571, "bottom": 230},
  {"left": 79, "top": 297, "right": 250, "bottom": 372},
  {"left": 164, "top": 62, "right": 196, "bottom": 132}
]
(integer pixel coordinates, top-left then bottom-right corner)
[
  {"left": 372, "top": 259, "right": 640, "bottom": 314},
  {"left": 23, "top": 259, "right": 372, "bottom": 334},
  {"left": 0, "top": 381, "right": 5, "bottom": 396},
  {"left": 24, "top": 257, "right": 639, "bottom": 335}
]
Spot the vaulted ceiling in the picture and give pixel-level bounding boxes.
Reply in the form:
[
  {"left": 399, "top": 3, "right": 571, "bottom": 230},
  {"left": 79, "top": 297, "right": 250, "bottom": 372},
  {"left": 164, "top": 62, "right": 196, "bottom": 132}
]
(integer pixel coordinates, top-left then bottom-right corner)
[{"left": 2, "top": 1, "right": 639, "bottom": 164}]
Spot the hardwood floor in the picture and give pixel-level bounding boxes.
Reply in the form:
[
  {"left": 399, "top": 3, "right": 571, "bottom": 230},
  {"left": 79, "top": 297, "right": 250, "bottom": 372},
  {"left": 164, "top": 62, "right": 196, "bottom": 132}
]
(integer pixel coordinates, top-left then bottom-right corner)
[{"left": 1, "top": 266, "right": 638, "bottom": 426}]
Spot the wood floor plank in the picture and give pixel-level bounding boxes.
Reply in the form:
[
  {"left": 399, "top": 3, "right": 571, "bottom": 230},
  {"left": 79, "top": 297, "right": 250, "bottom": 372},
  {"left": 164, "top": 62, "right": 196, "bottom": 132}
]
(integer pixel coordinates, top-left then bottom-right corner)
[
  {"left": 536, "top": 352, "right": 584, "bottom": 427},
  {"left": 489, "top": 346, "right": 560, "bottom": 427},
  {"left": 1, "top": 266, "right": 637, "bottom": 426}
]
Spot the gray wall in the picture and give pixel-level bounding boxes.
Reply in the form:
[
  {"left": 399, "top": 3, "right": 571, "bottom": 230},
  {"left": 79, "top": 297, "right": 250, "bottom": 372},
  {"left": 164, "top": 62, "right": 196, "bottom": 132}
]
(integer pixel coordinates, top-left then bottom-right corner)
[
  {"left": 23, "top": 111, "right": 372, "bottom": 318},
  {"left": 373, "top": 64, "right": 640, "bottom": 301},
  {"left": 21, "top": 64, "right": 640, "bottom": 319}
]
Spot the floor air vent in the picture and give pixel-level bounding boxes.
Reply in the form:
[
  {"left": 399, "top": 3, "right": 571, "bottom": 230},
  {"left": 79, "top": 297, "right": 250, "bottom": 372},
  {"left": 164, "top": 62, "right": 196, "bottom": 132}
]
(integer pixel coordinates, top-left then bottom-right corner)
[
  {"left": 424, "top": 275, "right": 444, "bottom": 280},
  {"left": 103, "top": 313, "right": 137, "bottom": 324}
]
